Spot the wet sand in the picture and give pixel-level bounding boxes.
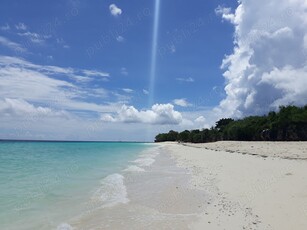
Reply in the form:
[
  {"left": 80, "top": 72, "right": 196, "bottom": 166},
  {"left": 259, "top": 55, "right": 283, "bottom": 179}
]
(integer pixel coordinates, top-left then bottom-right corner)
[{"left": 71, "top": 147, "right": 207, "bottom": 229}]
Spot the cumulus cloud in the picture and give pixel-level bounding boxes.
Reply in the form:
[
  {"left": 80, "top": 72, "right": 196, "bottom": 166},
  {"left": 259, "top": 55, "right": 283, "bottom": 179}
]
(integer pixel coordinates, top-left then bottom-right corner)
[
  {"left": 109, "top": 4, "right": 122, "bottom": 17},
  {"left": 142, "top": 89, "right": 149, "bottom": 95},
  {"left": 193, "top": 115, "right": 209, "bottom": 129},
  {"left": 173, "top": 98, "right": 192, "bottom": 107},
  {"left": 216, "top": 0, "right": 307, "bottom": 117},
  {"left": 215, "top": 6, "right": 235, "bottom": 23},
  {"left": 195, "top": 116, "right": 206, "bottom": 124},
  {"left": 101, "top": 104, "right": 183, "bottom": 125}
]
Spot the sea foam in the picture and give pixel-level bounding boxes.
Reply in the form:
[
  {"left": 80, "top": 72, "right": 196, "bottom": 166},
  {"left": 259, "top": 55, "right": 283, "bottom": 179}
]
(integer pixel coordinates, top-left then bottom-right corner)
[
  {"left": 132, "top": 157, "right": 155, "bottom": 167},
  {"left": 57, "top": 223, "right": 73, "bottom": 230},
  {"left": 123, "top": 165, "right": 145, "bottom": 172},
  {"left": 92, "top": 173, "right": 129, "bottom": 207},
  {"left": 131, "top": 147, "right": 161, "bottom": 167}
]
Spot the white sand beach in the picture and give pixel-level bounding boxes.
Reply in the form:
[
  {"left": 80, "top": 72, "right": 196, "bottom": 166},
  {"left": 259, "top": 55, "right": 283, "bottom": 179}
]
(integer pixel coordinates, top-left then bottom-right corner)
[
  {"left": 70, "top": 141, "right": 307, "bottom": 230},
  {"left": 163, "top": 141, "right": 307, "bottom": 230},
  {"left": 69, "top": 142, "right": 307, "bottom": 230}
]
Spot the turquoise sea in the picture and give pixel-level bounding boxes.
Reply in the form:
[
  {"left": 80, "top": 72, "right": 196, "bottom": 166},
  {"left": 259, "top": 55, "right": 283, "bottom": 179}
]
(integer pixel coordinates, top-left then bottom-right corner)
[{"left": 0, "top": 141, "right": 153, "bottom": 230}]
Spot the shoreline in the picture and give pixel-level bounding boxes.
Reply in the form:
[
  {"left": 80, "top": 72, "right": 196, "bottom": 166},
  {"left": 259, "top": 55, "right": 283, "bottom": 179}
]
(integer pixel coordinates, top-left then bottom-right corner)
[
  {"left": 71, "top": 145, "right": 207, "bottom": 229},
  {"left": 62, "top": 141, "right": 307, "bottom": 229}
]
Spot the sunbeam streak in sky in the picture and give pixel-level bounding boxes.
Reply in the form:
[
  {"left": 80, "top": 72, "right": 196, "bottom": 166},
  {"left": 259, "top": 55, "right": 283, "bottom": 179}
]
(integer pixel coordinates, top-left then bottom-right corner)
[{"left": 148, "top": 0, "right": 161, "bottom": 106}]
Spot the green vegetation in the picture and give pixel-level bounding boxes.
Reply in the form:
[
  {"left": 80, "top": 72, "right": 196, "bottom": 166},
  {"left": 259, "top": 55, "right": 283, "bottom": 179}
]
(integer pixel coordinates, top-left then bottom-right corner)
[{"left": 155, "top": 105, "right": 307, "bottom": 143}]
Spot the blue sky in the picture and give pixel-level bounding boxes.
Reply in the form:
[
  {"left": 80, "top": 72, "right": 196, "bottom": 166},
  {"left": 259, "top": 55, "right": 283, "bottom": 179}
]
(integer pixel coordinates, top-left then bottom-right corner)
[{"left": 0, "top": 0, "right": 306, "bottom": 141}]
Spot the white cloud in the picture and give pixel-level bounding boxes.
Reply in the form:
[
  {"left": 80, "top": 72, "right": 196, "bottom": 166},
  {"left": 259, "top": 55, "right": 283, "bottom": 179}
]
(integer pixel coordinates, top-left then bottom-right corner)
[
  {"left": 116, "top": 36, "right": 125, "bottom": 42},
  {"left": 0, "top": 36, "right": 26, "bottom": 53},
  {"left": 142, "top": 89, "right": 149, "bottom": 95},
  {"left": 176, "top": 77, "right": 194, "bottom": 83},
  {"left": 216, "top": 0, "right": 307, "bottom": 117},
  {"left": 109, "top": 4, "right": 122, "bottom": 17},
  {"left": 111, "top": 92, "right": 132, "bottom": 104},
  {"left": 0, "top": 55, "right": 208, "bottom": 140},
  {"left": 100, "top": 114, "right": 116, "bottom": 122},
  {"left": 0, "top": 98, "right": 68, "bottom": 118},
  {"left": 101, "top": 104, "right": 183, "bottom": 125},
  {"left": 173, "top": 98, "right": 192, "bottom": 107},
  {"left": 0, "top": 23, "right": 10, "bottom": 31},
  {"left": 215, "top": 6, "right": 235, "bottom": 23},
  {"left": 180, "top": 107, "right": 222, "bottom": 131},
  {"left": 0, "top": 55, "right": 118, "bottom": 114},
  {"left": 194, "top": 116, "right": 208, "bottom": 129},
  {"left": 195, "top": 116, "right": 206, "bottom": 123},
  {"left": 89, "top": 88, "right": 109, "bottom": 98},
  {"left": 0, "top": 57, "right": 201, "bottom": 141},
  {"left": 17, "top": 31, "right": 51, "bottom": 44},
  {"left": 82, "top": 69, "right": 110, "bottom": 79},
  {"left": 122, "top": 88, "right": 134, "bottom": 93},
  {"left": 15, "top": 22, "right": 27, "bottom": 31}
]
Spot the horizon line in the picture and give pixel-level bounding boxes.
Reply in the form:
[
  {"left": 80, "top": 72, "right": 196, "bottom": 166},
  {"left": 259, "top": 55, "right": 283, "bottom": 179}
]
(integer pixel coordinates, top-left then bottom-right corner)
[{"left": 0, "top": 139, "right": 154, "bottom": 143}]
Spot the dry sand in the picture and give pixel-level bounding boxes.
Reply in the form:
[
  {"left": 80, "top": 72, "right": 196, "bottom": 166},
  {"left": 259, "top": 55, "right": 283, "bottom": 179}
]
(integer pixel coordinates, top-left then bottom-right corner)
[
  {"left": 181, "top": 141, "right": 307, "bottom": 159},
  {"left": 163, "top": 141, "right": 307, "bottom": 230}
]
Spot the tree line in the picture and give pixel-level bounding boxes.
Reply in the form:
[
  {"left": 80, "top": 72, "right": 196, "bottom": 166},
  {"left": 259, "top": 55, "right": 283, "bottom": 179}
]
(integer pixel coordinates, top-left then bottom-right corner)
[{"left": 155, "top": 105, "right": 307, "bottom": 143}]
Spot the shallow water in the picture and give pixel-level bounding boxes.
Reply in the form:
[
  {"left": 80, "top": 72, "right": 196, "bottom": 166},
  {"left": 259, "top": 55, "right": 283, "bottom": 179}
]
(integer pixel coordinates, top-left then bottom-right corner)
[
  {"left": 72, "top": 146, "right": 208, "bottom": 230},
  {"left": 0, "top": 141, "right": 151, "bottom": 230}
]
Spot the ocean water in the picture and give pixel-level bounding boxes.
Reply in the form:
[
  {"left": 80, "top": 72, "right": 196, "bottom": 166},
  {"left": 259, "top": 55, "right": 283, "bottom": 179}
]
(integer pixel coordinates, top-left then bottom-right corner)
[{"left": 0, "top": 141, "right": 155, "bottom": 230}]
